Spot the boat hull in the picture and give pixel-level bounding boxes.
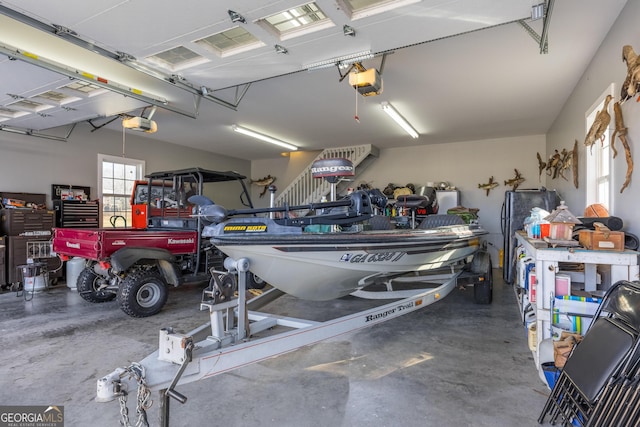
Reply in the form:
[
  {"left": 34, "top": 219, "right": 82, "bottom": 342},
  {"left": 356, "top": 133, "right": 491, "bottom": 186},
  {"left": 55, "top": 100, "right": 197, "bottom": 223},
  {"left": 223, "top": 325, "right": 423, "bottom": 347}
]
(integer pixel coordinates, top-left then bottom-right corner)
[{"left": 208, "top": 223, "right": 486, "bottom": 300}]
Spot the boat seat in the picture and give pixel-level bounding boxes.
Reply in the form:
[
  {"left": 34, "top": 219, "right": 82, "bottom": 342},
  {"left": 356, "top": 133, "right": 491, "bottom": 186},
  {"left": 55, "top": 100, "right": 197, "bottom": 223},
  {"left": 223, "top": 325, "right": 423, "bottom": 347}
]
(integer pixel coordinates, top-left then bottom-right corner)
[
  {"left": 417, "top": 214, "right": 465, "bottom": 229},
  {"left": 368, "top": 215, "right": 394, "bottom": 230},
  {"left": 395, "top": 194, "right": 429, "bottom": 208}
]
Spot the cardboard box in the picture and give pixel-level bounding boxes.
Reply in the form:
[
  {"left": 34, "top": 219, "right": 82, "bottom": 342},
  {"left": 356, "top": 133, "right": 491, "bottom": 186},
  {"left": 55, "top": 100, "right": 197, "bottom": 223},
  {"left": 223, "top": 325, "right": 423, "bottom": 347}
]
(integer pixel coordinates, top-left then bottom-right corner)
[{"left": 579, "top": 228, "right": 624, "bottom": 251}]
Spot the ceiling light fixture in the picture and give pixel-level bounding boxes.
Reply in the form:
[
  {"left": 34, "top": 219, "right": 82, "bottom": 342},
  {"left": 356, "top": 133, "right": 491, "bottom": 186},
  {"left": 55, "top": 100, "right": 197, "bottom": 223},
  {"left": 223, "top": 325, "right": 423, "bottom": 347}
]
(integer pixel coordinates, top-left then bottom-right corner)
[
  {"left": 531, "top": 2, "right": 545, "bottom": 20},
  {"left": 381, "top": 102, "right": 419, "bottom": 139},
  {"left": 274, "top": 44, "right": 289, "bottom": 54},
  {"left": 231, "top": 125, "right": 298, "bottom": 151},
  {"left": 228, "top": 10, "right": 246, "bottom": 24},
  {"left": 343, "top": 25, "right": 356, "bottom": 37},
  {"left": 306, "top": 50, "right": 373, "bottom": 71}
]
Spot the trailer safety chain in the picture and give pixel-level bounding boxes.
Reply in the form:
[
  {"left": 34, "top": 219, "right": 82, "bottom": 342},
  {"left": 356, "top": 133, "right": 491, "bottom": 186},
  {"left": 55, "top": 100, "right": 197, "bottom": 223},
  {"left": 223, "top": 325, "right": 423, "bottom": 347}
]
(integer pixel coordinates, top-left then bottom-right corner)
[{"left": 117, "top": 362, "right": 152, "bottom": 427}]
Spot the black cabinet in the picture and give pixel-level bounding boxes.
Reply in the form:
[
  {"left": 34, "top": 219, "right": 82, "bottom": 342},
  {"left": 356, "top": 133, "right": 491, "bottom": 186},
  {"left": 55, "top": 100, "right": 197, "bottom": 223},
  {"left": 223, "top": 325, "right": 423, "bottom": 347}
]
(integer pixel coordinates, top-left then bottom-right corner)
[
  {"left": 0, "top": 208, "right": 55, "bottom": 236},
  {"left": 53, "top": 200, "right": 99, "bottom": 228},
  {"left": 0, "top": 203, "right": 61, "bottom": 286},
  {"left": 1, "top": 235, "right": 62, "bottom": 284}
]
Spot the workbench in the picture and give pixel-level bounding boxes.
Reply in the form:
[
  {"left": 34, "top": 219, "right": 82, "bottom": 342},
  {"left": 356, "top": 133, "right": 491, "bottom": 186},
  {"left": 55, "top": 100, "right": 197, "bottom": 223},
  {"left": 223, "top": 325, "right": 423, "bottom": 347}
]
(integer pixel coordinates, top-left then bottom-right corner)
[{"left": 513, "top": 231, "right": 639, "bottom": 382}]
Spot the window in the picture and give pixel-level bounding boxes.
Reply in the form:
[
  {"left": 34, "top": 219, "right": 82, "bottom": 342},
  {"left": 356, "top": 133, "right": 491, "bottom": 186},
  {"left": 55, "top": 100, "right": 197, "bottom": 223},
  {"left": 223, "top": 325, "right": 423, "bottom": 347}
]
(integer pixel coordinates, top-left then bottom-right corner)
[
  {"left": 337, "top": 0, "right": 420, "bottom": 20},
  {"left": 98, "top": 154, "right": 145, "bottom": 228},
  {"left": 257, "top": 2, "right": 334, "bottom": 40},
  {"left": 585, "top": 85, "right": 615, "bottom": 212}
]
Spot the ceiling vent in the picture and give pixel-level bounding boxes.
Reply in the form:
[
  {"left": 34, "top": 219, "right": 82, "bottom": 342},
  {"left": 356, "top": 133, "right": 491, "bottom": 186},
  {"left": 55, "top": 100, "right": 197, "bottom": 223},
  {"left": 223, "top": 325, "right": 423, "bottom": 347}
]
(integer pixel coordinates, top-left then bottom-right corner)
[{"left": 348, "top": 68, "right": 383, "bottom": 96}]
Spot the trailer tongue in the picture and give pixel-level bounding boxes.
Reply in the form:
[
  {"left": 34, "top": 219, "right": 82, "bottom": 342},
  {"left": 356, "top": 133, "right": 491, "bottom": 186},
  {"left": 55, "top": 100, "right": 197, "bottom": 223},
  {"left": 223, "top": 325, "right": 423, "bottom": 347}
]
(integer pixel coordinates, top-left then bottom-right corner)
[{"left": 96, "top": 258, "right": 476, "bottom": 426}]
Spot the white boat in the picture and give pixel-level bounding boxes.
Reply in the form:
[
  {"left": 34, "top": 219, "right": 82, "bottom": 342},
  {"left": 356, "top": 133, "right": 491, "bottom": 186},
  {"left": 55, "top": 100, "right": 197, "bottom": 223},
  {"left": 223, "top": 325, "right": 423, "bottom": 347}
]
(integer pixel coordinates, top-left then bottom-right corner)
[
  {"left": 97, "top": 190, "right": 491, "bottom": 425},
  {"left": 199, "top": 190, "right": 487, "bottom": 300},
  {"left": 204, "top": 219, "right": 485, "bottom": 300}
]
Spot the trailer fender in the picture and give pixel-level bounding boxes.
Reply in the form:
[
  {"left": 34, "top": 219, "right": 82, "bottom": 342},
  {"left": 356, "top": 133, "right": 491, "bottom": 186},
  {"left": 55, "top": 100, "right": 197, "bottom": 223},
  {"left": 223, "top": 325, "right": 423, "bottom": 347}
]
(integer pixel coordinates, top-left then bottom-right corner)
[
  {"left": 470, "top": 248, "right": 491, "bottom": 276},
  {"left": 111, "top": 247, "right": 176, "bottom": 273}
]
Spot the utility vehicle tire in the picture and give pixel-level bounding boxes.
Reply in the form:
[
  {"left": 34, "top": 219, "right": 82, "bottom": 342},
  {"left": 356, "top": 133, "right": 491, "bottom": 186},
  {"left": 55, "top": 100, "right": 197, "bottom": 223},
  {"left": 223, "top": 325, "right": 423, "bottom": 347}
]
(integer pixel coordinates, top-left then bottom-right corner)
[
  {"left": 247, "top": 272, "right": 267, "bottom": 290},
  {"left": 76, "top": 267, "right": 116, "bottom": 303},
  {"left": 118, "top": 269, "right": 168, "bottom": 318},
  {"left": 473, "top": 261, "right": 493, "bottom": 304}
]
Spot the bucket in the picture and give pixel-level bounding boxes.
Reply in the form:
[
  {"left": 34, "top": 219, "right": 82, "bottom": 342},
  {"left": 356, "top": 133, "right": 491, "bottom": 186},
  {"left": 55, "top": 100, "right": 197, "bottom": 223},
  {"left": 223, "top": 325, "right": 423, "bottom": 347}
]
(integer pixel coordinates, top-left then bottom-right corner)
[
  {"left": 24, "top": 275, "right": 47, "bottom": 293},
  {"left": 66, "top": 257, "right": 85, "bottom": 291},
  {"left": 541, "top": 362, "right": 561, "bottom": 389},
  {"left": 19, "top": 263, "right": 47, "bottom": 293},
  {"left": 19, "top": 263, "right": 43, "bottom": 278}
]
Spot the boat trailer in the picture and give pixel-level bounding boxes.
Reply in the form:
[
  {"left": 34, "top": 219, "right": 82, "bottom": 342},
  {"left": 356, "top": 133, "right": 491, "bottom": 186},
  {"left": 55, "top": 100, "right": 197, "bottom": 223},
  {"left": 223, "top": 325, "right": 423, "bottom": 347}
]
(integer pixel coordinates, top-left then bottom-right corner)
[{"left": 95, "top": 257, "right": 483, "bottom": 426}]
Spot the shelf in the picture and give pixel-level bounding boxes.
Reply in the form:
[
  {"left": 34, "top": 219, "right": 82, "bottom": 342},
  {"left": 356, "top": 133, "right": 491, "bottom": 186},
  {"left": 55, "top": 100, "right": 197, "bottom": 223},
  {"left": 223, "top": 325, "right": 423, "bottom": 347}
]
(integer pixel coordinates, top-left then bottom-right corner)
[{"left": 513, "top": 231, "right": 640, "bottom": 384}]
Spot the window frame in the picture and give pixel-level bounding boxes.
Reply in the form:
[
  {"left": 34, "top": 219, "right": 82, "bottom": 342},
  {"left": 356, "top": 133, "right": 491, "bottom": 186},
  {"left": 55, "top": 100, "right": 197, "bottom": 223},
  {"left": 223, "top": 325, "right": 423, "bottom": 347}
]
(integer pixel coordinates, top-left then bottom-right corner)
[
  {"left": 98, "top": 154, "right": 145, "bottom": 228},
  {"left": 585, "top": 84, "right": 615, "bottom": 213}
]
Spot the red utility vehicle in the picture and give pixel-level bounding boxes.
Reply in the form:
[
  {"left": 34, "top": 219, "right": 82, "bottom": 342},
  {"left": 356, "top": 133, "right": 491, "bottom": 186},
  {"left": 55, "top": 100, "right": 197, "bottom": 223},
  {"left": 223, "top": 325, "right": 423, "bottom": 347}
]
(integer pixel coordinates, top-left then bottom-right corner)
[{"left": 53, "top": 168, "right": 263, "bottom": 317}]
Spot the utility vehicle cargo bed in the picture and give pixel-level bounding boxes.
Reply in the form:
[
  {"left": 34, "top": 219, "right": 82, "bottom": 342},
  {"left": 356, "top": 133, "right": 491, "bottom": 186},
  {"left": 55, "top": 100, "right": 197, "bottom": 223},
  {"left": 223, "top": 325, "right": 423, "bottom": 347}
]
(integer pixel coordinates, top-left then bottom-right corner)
[{"left": 53, "top": 228, "right": 199, "bottom": 260}]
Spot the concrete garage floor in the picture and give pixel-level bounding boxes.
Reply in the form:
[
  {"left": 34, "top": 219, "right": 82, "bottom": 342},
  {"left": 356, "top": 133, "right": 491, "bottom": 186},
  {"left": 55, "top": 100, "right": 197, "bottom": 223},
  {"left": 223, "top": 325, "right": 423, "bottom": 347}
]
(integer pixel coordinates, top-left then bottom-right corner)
[{"left": 0, "top": 270, "right": 552, "bottom": 427}]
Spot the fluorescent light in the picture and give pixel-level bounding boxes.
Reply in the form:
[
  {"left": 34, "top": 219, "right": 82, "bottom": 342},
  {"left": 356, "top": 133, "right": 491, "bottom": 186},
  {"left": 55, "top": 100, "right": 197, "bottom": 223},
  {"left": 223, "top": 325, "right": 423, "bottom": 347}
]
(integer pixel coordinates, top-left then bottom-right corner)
[
  {"left": 381, "top": 102, "right": 418, "bottom": 139},
  {"left": 232, "top": 125, "right": 298, "bottom": 151}
]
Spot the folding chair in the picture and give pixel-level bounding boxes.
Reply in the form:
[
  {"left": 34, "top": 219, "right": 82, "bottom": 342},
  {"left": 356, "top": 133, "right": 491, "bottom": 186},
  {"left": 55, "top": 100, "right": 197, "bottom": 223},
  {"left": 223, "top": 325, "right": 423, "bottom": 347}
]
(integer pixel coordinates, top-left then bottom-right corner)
[
  {"left": 586, "top": 281, "right": 640, "bottom": 427},
  {"left": 592, "top": 280, "right": 640, "bottom": 331},
  {"left": 584, "top": 336, "right": 640, "bottom": 426},
  {"left": 538, "top": 281, "right": 640, "bottom": 427}
]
